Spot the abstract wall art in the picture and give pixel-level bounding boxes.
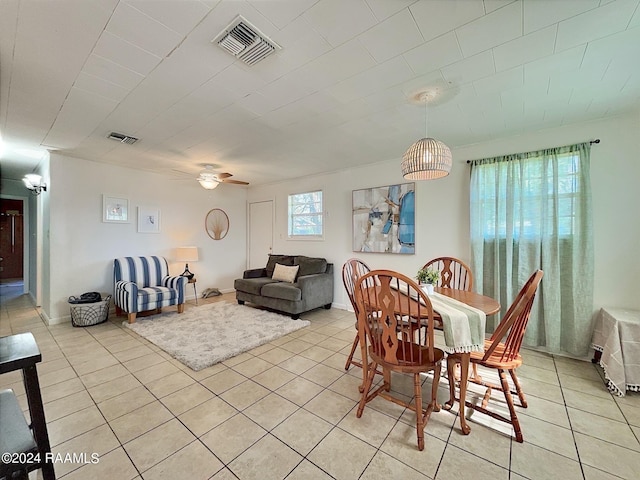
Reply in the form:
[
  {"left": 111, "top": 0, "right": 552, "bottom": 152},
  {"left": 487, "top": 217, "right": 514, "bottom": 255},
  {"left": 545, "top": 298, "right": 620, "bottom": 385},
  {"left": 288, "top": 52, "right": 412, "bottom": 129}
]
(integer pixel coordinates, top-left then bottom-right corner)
[{"left": 352, "top": 183, "right": 415, "bottom": 254}]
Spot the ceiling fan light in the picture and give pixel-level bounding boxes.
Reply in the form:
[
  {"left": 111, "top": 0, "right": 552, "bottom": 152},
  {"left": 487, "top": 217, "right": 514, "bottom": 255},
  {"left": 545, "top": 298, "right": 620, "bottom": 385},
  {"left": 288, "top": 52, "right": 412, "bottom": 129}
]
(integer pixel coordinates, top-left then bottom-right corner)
[
  {"left": 195, "top": 166, "right": 248, "bottom": 188},
  {"left": 401, "top": 137, "right": 452, "bottom": 180},
  {"left": 197, "top": 168, "right": 219, "bottom": 189},
  {"left": 198, "top": 177, "right": 219, "bottom": 189}
]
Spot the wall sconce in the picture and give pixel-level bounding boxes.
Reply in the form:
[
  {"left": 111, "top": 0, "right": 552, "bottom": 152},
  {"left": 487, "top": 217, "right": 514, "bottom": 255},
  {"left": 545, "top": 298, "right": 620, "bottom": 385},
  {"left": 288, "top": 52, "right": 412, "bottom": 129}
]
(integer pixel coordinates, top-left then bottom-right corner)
[{"left": 23, "top": 174, "right": 47, "bottom": 195}]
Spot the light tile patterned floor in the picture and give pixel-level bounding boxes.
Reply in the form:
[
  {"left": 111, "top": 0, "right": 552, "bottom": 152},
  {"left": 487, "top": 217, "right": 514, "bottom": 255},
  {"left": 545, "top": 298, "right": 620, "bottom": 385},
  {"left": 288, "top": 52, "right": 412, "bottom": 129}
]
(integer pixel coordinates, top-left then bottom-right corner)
[{"left": 1, "top": 285, "right": 639, "bottom": 479}]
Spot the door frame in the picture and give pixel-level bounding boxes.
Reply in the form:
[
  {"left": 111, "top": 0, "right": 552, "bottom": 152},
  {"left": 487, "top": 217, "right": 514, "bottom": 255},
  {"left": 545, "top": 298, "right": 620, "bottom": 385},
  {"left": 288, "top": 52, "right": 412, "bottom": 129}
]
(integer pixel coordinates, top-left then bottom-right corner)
[
  {"left": 247, "top": 199, "right": 274, "bottom": 270},
  {"left": 0, "top": 194, "right": 29, "bottom": 294}
]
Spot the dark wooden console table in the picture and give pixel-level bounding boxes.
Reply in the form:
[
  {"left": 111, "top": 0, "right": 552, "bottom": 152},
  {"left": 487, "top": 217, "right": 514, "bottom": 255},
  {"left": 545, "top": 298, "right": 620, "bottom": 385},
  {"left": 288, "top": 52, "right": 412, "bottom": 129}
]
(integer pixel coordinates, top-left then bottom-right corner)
[{"left": 0, "top": 332, "right": 55, "bottom": 479}]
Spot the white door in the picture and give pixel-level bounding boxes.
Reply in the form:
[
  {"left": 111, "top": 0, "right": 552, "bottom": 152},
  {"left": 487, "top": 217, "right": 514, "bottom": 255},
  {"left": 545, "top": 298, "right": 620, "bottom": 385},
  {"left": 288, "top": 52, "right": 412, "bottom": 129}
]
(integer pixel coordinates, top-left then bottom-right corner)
[{"left": 248, "top": 200, "right": 273, "bottom": 269}]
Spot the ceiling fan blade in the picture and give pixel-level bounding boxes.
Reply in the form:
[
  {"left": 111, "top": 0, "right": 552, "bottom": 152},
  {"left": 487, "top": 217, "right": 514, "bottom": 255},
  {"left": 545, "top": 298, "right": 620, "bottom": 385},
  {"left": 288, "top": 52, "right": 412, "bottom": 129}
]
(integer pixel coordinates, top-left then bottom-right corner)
[
  {"left": 220, "top": 179, "right": 249, "bottom": 185},
  {"left": 215, "top": 172, "right": 233, "bottom": 179}
]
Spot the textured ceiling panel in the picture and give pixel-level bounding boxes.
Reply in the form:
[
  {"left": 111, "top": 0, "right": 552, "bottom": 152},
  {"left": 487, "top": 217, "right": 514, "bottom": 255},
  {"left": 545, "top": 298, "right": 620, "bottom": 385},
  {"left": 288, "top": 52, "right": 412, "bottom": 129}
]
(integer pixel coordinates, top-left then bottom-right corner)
[{"left": 1, "top": 0, "right": 639, "bottom": 185}]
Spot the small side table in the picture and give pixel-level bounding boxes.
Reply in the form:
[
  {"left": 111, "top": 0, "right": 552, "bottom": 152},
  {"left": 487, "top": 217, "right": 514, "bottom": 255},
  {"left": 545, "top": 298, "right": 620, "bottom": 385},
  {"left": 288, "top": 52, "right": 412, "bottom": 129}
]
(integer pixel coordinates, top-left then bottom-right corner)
[
  {"left": 188, "top": 277, "right": 198, "bottom": 305},
  {"left": 0, "top": 332, "right": 55, "bottom": 479},
  {"left": 591, "top": 307, "right": 640, "bottom": 396}
]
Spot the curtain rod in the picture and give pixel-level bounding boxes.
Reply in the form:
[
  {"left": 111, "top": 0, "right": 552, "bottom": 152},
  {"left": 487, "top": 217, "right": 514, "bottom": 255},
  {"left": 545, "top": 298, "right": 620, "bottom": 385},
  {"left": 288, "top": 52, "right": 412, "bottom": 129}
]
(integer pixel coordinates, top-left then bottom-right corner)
[{"left": 465, "top": 139, "right": 601, "bottom": 164}]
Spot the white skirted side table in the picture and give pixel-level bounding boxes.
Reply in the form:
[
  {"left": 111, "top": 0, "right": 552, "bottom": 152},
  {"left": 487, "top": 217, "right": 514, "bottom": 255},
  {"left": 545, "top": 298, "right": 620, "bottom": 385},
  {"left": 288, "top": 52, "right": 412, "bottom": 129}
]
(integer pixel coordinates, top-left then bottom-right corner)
[{"left": 591, "top": 307, "right": 640, "bottom": 396}]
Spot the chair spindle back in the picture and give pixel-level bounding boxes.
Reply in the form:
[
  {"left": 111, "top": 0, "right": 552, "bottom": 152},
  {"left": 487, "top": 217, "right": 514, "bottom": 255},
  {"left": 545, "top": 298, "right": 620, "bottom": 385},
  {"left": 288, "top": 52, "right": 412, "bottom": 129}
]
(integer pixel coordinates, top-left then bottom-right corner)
[
  {"left": 422, "top": 256, "right": 473, "bottom": 291},
  {"left": 355, "top": 270, "right": 437, "bottom": 366},
  {"left": 484, "top": 270, "right": 544, "bottom": 363},
  {"left": 342, "top": 258, "right": 371, "bottom": 317}
]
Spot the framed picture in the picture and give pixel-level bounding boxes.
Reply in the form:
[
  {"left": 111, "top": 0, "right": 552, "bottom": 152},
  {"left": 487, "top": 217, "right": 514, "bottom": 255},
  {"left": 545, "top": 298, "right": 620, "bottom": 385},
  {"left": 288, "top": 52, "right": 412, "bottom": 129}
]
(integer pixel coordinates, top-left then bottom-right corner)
[
  {"left": 205, "top": 208, "right": 229, "bottom": 240},
  {"left": 137, "top": 206, "right": 161, "bottom": 233},
  {"left": 102, "top": 195, "right": 130, "bottom": 223},
  {"left": 352, "top": 182, "right": 415, "bottom": 254}
]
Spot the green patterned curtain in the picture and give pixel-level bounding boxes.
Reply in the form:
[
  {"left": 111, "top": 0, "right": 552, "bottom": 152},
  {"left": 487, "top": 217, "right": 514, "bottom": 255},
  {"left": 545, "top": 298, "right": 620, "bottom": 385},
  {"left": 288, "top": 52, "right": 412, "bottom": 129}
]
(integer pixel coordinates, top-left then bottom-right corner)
[{"left": 469, "top": 142, "right": 593, "bottom": 357}]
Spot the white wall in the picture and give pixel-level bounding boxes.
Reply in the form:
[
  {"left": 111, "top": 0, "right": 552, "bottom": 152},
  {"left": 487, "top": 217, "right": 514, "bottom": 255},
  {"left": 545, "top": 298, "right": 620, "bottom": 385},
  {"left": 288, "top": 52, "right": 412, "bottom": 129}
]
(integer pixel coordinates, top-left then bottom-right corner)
[
  {"left": 247, "top": 155, "right": 471, "bottom": 310},
  {"left": 0, "top": 178, "right": 27, "bottom": 196},
  {"left": 40, "top": 159, "right": 50, "bottom": 310},
  {"left": 45, "top": 154, "right": 248, "bottom": 323},
  {"left": 248, "top": 111, "right": 640, "bottom": 315},
  {"left": 40, "top": 111, "right": 639, "bottom": 323},
  {"left": 592, "top": 111, "right": 640, "bottom": 310},
  {"left": 456, "top": 111, "right": 640, "bottom": 313}
]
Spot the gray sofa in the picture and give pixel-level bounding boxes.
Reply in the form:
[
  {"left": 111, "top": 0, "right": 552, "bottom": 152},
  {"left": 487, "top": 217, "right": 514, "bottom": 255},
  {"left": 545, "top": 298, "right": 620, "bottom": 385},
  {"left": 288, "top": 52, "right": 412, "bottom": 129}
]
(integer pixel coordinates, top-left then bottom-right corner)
[{"left": 234, "top": 254, "right": 334, "bottom": 319}]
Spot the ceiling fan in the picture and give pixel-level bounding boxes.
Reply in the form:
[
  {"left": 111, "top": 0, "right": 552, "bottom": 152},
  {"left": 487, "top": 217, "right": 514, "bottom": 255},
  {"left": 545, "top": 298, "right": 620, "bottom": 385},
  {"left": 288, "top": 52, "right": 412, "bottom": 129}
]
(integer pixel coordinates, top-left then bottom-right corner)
[{"left": 197, "top": 165, "right": 249, "bottom": 190}]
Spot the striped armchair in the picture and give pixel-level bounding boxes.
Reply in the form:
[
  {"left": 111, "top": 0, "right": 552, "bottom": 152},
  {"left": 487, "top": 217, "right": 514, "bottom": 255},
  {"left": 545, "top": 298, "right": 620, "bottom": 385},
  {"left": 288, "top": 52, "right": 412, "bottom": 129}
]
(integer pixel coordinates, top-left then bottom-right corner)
[{"left": 114, "top": 256, "right": 187, "bottom": 323}]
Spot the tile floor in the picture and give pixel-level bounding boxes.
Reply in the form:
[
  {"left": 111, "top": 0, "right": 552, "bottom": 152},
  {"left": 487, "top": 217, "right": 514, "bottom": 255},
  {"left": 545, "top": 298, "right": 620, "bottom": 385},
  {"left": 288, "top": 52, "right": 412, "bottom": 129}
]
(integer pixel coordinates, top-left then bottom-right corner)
[{"left": 1, "top": 286, "right": 639, "bottom": 480}]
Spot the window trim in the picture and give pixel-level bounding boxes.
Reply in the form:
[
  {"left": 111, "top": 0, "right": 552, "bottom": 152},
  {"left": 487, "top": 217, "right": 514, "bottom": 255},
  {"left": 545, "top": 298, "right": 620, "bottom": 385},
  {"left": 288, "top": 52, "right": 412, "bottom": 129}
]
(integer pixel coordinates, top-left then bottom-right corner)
[{"left": 287, "top": 189, "right": 324, "bottom": 240}]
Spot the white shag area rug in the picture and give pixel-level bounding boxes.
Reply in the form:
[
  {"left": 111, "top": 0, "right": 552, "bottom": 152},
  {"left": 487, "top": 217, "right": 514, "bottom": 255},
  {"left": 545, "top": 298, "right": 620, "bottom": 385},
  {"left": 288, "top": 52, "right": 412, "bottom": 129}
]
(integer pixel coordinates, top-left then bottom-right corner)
[{"left": 125, "top": 301, "right": 310, "bottom": 371}]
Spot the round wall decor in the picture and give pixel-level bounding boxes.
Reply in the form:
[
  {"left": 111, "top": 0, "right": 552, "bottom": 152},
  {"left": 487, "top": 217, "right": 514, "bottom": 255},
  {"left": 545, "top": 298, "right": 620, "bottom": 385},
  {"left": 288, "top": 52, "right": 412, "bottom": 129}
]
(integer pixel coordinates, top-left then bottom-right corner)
[{"left": 205, "top": 208, "right": 229, "bottom": 240}]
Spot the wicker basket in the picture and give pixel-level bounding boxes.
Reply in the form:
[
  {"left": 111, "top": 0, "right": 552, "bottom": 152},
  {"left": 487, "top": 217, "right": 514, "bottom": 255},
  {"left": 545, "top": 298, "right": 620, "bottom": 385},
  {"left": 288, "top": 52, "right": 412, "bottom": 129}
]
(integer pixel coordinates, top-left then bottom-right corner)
[{"left": 69, "top": 295, "right": 112, "bottom": 327}]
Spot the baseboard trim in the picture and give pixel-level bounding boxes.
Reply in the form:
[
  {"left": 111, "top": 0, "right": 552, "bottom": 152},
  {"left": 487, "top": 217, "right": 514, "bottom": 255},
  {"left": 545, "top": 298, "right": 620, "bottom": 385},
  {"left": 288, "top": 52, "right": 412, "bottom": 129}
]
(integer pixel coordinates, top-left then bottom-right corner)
[{"left": 40, "top": 309, "right": 71, "bottom": 326}]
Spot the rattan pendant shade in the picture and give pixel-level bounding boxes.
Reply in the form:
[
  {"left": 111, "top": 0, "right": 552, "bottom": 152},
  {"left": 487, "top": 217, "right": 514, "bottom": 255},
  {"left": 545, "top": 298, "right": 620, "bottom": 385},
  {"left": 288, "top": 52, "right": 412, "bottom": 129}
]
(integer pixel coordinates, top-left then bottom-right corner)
[{"left": 402, "top": 137, "right": 452, "bottom": 180}]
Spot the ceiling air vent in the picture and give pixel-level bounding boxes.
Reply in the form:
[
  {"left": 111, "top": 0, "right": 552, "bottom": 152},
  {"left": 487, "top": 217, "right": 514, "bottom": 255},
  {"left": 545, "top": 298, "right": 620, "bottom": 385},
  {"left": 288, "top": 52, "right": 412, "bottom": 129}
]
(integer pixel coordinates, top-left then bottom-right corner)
[
  {"left": 107, "top": 132, "right": 139, "bottom": 145},
  {"left": 213, "top": 15, "right": 280, "bottom": 66}
]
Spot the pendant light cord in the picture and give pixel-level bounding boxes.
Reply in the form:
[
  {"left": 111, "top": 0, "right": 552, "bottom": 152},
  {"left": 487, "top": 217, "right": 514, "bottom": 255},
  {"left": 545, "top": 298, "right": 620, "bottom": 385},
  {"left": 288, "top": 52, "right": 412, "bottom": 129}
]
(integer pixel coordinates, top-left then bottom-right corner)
[{"left": 424, "top": 93, "right": 429, "bottom": 138}]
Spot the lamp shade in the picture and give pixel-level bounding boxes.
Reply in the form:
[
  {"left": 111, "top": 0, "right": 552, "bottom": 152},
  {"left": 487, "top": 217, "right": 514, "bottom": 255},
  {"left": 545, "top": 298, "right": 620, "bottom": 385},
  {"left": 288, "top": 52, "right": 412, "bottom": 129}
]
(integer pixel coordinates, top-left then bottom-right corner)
[
  {"left": 198, "top": 178, "right": 219, "bottom": 189},
  {"left": 401, "top": 137, "right": 452, "bottom": 180},
  {"left": 175, "top": 246, "right": 199, "bottom": 262},
  {"left": 24, "top": 173, "right": 43, "bottom": 187},
  {"left": 197, "top": 167, "right": 220, "bottom": 189}
]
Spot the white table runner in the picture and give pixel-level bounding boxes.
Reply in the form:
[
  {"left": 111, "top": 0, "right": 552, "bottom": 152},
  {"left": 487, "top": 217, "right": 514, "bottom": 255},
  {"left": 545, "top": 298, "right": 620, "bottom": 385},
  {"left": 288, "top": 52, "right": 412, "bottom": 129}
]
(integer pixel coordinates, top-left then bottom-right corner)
[
  {"left": 429, "top": 293, "right": 486, "bottom": 354},
  {"left": 390, "top": 282, "right": 486, "bottom": 354}
]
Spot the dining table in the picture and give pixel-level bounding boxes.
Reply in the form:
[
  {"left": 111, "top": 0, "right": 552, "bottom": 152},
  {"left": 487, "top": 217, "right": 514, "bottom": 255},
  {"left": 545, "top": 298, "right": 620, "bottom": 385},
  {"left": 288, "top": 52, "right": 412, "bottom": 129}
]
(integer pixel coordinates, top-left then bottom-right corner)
[{"left": 357, "top": 285, "right": 500, "bottom": 437}]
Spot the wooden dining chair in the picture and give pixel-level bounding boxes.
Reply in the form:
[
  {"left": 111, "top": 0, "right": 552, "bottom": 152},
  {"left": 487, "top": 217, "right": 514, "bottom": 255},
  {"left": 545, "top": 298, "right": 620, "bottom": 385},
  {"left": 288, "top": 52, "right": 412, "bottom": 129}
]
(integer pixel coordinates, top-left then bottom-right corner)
[
  {"left": 354, "top": 270, "right": 445, "bottom": 451},
  {"left": 422, "top": 256, "right": 473, "bottom": 291},
  {"left": 445, "top": 269, "right": 543, "bottom": 443},
  {"left": 342, "top": 258, "right": 371, "bottom": 371}
]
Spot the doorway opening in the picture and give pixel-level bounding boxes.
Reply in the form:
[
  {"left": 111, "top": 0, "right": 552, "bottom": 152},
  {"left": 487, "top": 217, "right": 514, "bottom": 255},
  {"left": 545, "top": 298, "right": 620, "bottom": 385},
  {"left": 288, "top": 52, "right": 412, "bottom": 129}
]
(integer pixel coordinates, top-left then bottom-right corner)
[{"left": 0, "top": 196, "right": 28, "bottom": 300}]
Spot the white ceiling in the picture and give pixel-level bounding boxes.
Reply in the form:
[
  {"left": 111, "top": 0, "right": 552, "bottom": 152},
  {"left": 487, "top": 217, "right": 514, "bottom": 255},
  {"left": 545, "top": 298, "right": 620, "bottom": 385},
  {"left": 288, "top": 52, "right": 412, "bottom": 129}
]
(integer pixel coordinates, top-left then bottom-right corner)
[{"left": 1, "top": 0, "right": 639, "bottom": 185}]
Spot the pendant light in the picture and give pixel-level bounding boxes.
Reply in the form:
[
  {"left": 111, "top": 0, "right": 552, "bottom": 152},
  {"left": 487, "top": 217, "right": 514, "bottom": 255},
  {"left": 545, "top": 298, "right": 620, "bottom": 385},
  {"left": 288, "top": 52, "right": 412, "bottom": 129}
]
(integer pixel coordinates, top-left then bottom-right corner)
[{"left": 401, "top": 92, "right": 452, "bottom": 180}]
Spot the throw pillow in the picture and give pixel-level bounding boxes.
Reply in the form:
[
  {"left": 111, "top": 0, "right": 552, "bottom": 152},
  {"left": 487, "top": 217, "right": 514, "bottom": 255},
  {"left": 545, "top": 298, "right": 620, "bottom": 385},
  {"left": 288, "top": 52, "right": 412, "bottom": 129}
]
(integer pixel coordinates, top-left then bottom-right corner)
[
  {"left": 266, "top": 254, "right": 295, "bottom": 277},
  {"left": 294, "top": 256, "right": 328, "bottom": 277},
  {"left": 272, "top": 263, "right": 299, "bottom": 283}
]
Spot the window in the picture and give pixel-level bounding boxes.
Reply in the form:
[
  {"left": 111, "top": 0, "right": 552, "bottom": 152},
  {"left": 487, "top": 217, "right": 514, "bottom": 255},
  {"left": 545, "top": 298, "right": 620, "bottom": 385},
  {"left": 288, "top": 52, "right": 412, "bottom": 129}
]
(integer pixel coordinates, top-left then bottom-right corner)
[
  {"left": 475, "top": 151, "right": 582, "bottom": 238},
  {"left": 469, "top": 142, "right": 593, "bottom": 357},
  {"left": 288, "top": 190, "right": 323, "bottom": 239}
]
